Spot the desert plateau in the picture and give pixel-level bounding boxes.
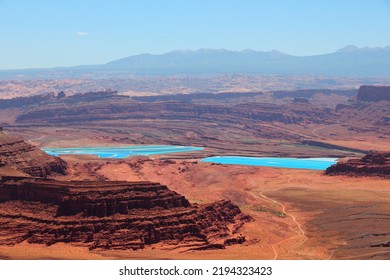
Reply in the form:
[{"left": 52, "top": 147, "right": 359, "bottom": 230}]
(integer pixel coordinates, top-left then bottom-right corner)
[{"left": 0, "top": 78, "right": 389, "bottom": 260}]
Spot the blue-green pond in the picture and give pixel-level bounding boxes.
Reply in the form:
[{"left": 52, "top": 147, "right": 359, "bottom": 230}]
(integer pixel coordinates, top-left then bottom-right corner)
[
  {"left": 201, "top": 156, "right": 337, "bottom": 170},
  {"left": 43, "top": 146, "right": 337, "bottom": 170},
  {"left": 43, "top": 145, "right": 203, "bottom": 159}
]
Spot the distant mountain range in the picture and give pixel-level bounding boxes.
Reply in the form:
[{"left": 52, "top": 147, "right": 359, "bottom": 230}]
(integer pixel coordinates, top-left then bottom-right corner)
[{"left": 2, "top": 46, "right": 390, "bottom": 79}]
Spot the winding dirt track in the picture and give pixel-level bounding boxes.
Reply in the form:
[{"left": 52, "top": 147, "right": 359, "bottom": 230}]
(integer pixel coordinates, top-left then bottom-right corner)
[
  {"left": 258, "top": 191, "right": 307, "bottom": 259},
  {"left": 257, "top": 176, "right": 308, "bottom": 260}
]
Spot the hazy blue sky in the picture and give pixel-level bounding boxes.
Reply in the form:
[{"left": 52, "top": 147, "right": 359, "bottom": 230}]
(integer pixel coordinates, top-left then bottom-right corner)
[{"left": 1, "top": 0, "right": 390, "bottom": 69}]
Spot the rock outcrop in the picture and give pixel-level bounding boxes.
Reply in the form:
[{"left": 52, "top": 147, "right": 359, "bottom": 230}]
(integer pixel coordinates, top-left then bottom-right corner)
[
  {"left": 0, "top": 176, "right": 251, "bottom": 250},
  {"left": 325, "top": 152, "right": 390, "bottom": 178},
  {"left": 0, "top": 90, "right": 119, "bottom": 109},
  {"left": 357, "top": 85, "right": 390, "bottom": 102},
  {"left": 16, "top": 99, "right": 330, "bottom": 125},
  {"left": 0, "top": 93, "right": 55, "bottom": 109},
  {"left": 0, "top": 131, "right": 67, "bottom": 177}
]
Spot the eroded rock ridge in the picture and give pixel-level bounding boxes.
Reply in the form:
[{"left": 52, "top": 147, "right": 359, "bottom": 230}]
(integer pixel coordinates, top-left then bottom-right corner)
[{"left": 0, "top": 176, "right": 251, "bottom": 250}]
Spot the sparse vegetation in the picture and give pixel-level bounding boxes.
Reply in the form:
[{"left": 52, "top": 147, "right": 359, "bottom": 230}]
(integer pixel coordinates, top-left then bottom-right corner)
[{"left": 251, "top": 205, "right": 286, "bottom": 218}]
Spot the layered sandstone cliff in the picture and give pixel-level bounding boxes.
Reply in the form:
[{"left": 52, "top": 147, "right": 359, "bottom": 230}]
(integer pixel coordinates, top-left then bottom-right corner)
[
  {"left": 325, "top": 152, "right": 390, "bottom": 178},
  {"left": 0, "top": 177, "right": 251, "bottom": 250},
  {"left": 16, "top": 99, "right": 330, "bottom": 125},
  {"left": 0, "top": 131, "right": 67, "bottom": 177}
]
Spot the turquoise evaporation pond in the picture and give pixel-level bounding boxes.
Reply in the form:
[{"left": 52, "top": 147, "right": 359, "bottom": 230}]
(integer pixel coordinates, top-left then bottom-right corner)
[
  {"left": 43, "top": 145, "right": 203, "bottom": 159},
  {"left": 201, "top": 156, "right": 338, "bottom": 170}
]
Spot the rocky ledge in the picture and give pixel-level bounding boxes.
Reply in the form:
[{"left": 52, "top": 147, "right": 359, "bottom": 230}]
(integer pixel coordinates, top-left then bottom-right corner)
[
  {"left": 0, "top": 131, "right": 67, "bottom": 177},
  {"left": 325, "top": 152, "right": 390, "bottom": 178},
  {"left": 0, "top": 176, "right": 252, "bottom": 250}
]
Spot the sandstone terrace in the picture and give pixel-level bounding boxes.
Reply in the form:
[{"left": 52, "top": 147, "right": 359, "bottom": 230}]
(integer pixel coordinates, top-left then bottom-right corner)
[{"left": 0, "top": 176, "right": 250, "bottom": 251}]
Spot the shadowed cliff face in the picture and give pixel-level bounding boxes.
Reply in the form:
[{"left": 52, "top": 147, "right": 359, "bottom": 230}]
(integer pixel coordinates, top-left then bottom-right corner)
[
  {"left": 0, "top": 90, "right": 119, "bottom": 110},
  {"left": 325, "top": 152, "right": 390, "bottom": 178},
  {"left": 0, "top": 177, "right": 251, "bottom": 250},
  {"left": 0, "top": 131, "right": 67, "bottom": 178},
  {"left": 357, "top": 85, "right": 390, "bottom": 102}
]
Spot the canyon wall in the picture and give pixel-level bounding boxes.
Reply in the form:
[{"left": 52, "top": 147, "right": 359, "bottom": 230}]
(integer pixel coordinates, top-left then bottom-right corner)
[
  {"left": 357, "top": 85, "right": 390, "bottom": 102},
  {"left": 0, "top": 177, "right": 251, "bottom": 250}
]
